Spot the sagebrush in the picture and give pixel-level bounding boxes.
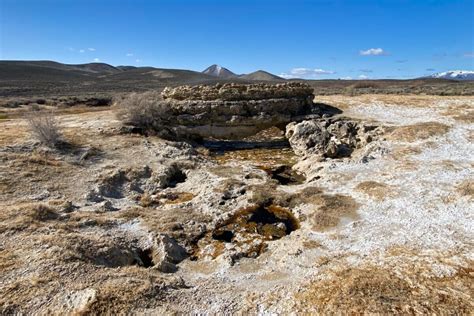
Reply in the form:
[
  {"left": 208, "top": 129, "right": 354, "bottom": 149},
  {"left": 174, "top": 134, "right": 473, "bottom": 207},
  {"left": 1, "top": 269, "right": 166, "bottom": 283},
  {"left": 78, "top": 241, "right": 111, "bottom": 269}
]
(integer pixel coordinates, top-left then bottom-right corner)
[
  {"left": 27, "top": 112, "right": 63, "bottom": 147},
  {"left": 115, "top": 91, "right": 170, "bottom": 132}
]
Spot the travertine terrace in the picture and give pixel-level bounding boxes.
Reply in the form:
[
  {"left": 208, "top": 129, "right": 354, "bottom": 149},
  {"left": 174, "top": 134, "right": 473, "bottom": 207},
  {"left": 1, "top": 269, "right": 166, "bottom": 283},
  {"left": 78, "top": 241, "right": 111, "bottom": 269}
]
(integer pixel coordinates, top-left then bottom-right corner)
[{"left": 0, "top": 90, "right": 473, "bottom": 314}]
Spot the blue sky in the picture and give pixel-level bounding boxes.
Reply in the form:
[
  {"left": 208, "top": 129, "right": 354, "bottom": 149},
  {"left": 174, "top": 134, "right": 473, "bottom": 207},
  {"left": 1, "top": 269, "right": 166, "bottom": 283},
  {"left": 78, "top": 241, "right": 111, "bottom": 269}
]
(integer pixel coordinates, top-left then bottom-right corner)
[{"left": 1, "top": 0, "right": 473, "bottom": 79}]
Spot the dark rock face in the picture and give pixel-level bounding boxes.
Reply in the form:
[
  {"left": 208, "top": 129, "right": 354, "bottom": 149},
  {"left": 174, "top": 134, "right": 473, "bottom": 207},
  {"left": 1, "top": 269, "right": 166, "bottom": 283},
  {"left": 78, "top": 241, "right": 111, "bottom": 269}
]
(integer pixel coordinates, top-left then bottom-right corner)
[{"left": 158, "top": 82, "right": 317, "bottom": 139}]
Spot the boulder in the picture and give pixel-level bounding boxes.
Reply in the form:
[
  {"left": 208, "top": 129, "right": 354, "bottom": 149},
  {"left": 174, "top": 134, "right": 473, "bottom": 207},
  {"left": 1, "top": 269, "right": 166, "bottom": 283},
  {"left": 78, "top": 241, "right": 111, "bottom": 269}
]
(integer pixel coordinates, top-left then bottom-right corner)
[
  {"left": 285, "top": 120, "right": 331, "bottom": 156},
  {"left": 151, "top": 234, "right": 188, "bottom": 273},
  {"left": 286, "top": 117, "right": 384, "bottom": 159}
]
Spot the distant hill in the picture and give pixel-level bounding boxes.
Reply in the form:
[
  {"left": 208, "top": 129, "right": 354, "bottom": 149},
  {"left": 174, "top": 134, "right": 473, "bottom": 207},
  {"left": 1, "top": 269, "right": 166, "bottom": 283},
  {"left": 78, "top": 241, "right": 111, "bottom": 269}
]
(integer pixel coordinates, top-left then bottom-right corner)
[
  {"left": 72, "top": 62, "right": 121, "bottom": 74},
  {"left": 107, "top": 67, "right": 218, "bottom": 83},
  {"left": 0, "top": 60, "right": 121, "bottom": 75},
  {"left": 240, "top": 70, "right": 283, "bottom": 81},
  {"left": 426, "top": 70, "right": 474, "bottom": 81},
  {"left": 0, "top": 60, "right": 238, "bottom": 97},
  {"left": 116, "top": 65, "right": 138, "bottom": 71},
  {"left": 1, "top": 60, "right": 472, "bottom": 98},
  {"left": 202, "top": 64, "right": 237, "bottom": 78}
]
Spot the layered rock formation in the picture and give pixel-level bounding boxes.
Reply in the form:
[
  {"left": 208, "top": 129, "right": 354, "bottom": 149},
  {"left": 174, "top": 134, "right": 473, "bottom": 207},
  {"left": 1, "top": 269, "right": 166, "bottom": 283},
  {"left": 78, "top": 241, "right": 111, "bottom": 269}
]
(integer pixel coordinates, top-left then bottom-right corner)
[
  {"left": 124, "top": 83, "right": 318, "bottom": 139},
  {"left": 161, "top": 82, "right": 313, "bottom": 101}
]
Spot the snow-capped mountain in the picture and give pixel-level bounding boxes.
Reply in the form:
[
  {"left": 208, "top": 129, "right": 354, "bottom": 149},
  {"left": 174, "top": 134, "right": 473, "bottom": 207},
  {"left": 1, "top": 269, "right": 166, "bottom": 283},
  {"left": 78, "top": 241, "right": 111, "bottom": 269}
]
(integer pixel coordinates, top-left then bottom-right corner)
[
  {"left": 202, "top": 64, "right": 237, "bottom": 78},
  {"left": 428, "top": 70, "right": 474, "bottom": 81}
]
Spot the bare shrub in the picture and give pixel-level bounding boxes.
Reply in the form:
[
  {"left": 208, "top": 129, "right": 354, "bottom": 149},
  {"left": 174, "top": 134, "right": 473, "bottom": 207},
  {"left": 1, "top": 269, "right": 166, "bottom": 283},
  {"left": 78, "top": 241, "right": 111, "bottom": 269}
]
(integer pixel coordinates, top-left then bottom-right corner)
[
  {"left": 115, "top": 91, "right": 170, "bottom": 132},
  {"left": 351, "top": 81, "right": 381, "bottom": 89},
  {"left": 27, "top": 112, "right": 63, "bottom": 147}
]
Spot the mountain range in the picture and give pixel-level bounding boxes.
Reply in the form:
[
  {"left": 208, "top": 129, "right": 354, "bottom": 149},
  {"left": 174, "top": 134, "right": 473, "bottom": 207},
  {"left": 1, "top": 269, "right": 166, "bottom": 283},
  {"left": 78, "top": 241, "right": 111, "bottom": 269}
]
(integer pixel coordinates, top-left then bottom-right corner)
[
  {"left": 1, "top": 60, "right": 472, "bottom": 83},
  {"left": 0, "top": 60, "right": 287, "bottom": 97},
  {"left": 0, "top": 60, "right": 472, "bottom": 98},
  {"left": 202, "top": 64, "right": 284, "bottom": 81},
  {"left": 0, "top": 60, "right": 284, "bottom": 83},
  {"left": 426, "top": 70, "right": 474, "bottom": 81}
]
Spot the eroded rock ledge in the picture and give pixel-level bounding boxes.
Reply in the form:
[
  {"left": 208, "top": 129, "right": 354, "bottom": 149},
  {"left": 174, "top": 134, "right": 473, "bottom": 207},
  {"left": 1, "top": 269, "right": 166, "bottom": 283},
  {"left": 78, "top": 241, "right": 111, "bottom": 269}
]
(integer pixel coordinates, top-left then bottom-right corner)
[
  {"left": 119, "top": 82, "right": 318, "bottom": 139},
  {"left": 161, "top": 82, "right": 314, "bottom": 101}
]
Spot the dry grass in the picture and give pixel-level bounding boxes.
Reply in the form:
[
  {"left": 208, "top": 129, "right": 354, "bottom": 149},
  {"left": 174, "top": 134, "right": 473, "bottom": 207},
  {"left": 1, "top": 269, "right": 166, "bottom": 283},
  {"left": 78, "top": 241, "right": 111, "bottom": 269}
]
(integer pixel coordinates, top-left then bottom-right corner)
[
  {"left": 211, "top": 147, "right": 297, "bottom": 167},
  {"left": 294, "top": 263, "right": 473, "bottom": 314},
  {"left": 451, "top": 111, "right": 474, "bottom": 123},
  {"left": 83, "top": 274, "right": 168, "bottom": 314},
  {"left": 138, "top": 193, "right": 154, "bottom": 207},
  {"left": 119, "top": 206, "right": 211, "bottom": 248},
  {"left": 310, "top": 194, "right": 359, "bottom": 231},
  {"left": 389, "top": 122, "right": 450, "bottom": 142},
  {"left": 0, "top": 122, "right": 28, "bottom": 146},
  {"left": 390, "top": 145, "right": 422, "bottom": 160},
  {"left": 457, "top": 180, "right": 474, "bottom": 199},
  {"left": 441, "top": 103, "right": 474, "bottom": 123},
  {"left": 0, "top": 149, "right": 77, "bottom": 204},
  {"left": 437, "top": 160, "right": 464, "bottom": 172},
  {"left": 0, "top": 203, "right": 59, "bottom": 233},
  {"left": 27, "top": 151, "right": 63, "bottom": 166},
  {"left": 0, "top": 250, "right": 18, "bottom": 271},
  {"left": 302, "top": 239, "right": 323, "bottom": 249},
  {"left": 161, "top": 192, "right": 195, "bottom": 204},
  {"left": 356, "top": 181, "right": 395, "bottom": 201}
]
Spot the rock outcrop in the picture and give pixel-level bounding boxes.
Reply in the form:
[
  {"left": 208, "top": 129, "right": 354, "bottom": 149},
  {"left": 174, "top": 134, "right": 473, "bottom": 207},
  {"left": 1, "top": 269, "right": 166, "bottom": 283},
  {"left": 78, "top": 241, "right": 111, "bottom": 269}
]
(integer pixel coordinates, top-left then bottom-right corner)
[
  {"left": 122, "top": 82, "right": 318, "bottom": 139},
  {"left": 161, "top": 82, "right": 313, "bottom": 101},
  {"left": 286, "top": 117, "right": 384, "bottom": 158}
]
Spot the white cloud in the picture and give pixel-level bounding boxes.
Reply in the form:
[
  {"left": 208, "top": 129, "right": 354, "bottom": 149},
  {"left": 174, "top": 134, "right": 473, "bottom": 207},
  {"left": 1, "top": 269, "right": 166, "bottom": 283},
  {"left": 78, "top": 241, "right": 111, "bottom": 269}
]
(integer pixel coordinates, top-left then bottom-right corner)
[
  {"left": 279, "top": 67, "right": 335, "bottom": 79},
  {"left": 279, "top": 73, "right": 295, "bottom": 79},
  {"left": 79, "top": 49, "right": 85, "bottom": 53},
  {"left": 359, "top": 48, "right": 387, "bottom": 56},
  {"left": 135, "top": 59, "right": 141, "bottom": 63},
  {"left": 88, "top": 48, "right": 96, "bottom": 51},
  {"left": 126, "top": 53, "right": 134, "bottom": 57},
  {"left": 67, "top": 47, "right": 75, "bottom": 51},
  {"left": 340, "top": 76, "right": 352, "bottom": 80},
  {"left": 93, "top": 58, "right": 100, "bottom": 62},
  {"left": 358, "top": 74, "right": 369, "bottom": 79}
]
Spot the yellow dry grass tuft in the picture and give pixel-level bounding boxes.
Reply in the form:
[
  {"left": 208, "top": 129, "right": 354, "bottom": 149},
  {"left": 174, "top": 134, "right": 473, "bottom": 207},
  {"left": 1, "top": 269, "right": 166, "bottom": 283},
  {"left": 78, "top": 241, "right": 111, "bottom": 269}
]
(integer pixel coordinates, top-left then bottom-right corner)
[
  {"left": 389, "top": 122, "right": 450, "bottom": 142},
  {"left": 390, "top": 145, "right": 422, "bottom": 160},
  {"left": 356, "top": 181, "right": 396, "bottom": 201},
  {"left": 310, "top": 194, "right": 359, "bottom": 231},
  {"left": 162, "top": 192, "right": 195, "bottom": 204},
  {"left": 211, "top": 147, "right": 297, "bottom": 167},
  {"left": 441, "top": 104, "right": 474, "bottom": 123},
  {"left": 457, "top": 180, "right": 474, "bottom": 199},
  {"left": 294, "top": 263, "right": 473, "bottom": 314},
  {"left": 0, "top": 203, "right": 59, "bottom": 233}
]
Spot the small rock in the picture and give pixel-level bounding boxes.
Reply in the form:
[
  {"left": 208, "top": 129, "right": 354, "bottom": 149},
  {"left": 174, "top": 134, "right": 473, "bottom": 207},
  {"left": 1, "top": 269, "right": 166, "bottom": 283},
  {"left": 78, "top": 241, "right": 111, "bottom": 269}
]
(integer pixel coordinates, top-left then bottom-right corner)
[
  {"left": 151, "top": 234, "right": 187, "bottom": 273},
  {"left": 30, "top": 190, "right": 50, "bottom": 201},
  {"left": 61, "top": 201, "right": 77, "bottom": 213},
  {"left": 85, "top": 190, "right": 104, "bottom": 203},
  {"left": 61, "top": 288, "right": 97, "bottom": 314},
  {"left": 95, "top": 200, "right": 117, "bottom": 212},
  {"left": 79, "top": 147, "right": 97, "bottom": 161}
]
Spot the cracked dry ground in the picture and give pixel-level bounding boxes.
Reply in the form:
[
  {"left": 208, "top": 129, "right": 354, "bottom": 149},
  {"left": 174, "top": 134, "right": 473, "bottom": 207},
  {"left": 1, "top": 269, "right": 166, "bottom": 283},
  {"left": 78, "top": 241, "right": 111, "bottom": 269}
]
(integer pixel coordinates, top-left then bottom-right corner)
[{"left": 0, "top": 95, "right": 473, "bottom": 314}]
